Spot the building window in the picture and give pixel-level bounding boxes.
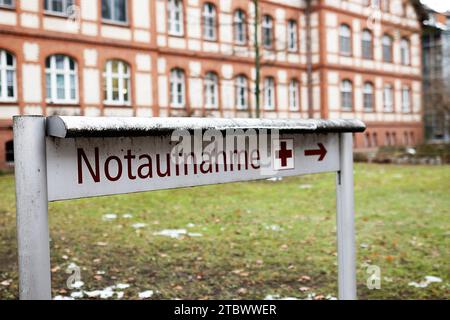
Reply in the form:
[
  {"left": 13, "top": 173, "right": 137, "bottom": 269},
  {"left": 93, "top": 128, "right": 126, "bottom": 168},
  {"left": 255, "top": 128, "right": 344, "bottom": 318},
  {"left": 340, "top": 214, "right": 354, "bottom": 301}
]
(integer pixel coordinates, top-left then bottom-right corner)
[
  {"left": 102, "top": 0, "right": 127, "bottom": 23},
  {"left": 263, "top": 77, "right": 275, "bottom": 110},
  {"left": 0, "top": 49, "right": 16, "bottom": 101},
  {"left": 202, "top": 3, "right": 216, "bottom": 41},
  {"left": 262, "top": 15, "right": 273, "bottom": 49},
  {"left": 363, "top": 82, "right": 374, "bottom": 112},
  {"left": 362, "top": 29, "right": 373, "bottom": 59},
  {"left": 234, "top": 10, "right": 246, "bottom": 45},
  {"left": 382, "top": 34, "right": 393, "bottom": 62},
  {"left": 204, "top": 72, "right": 218, "bottom": 109},
  {"left": 168, "top": 0, "right": 183, "bottom": 36},
  {"left": 341, "top": 80, "right": 353, "bottom": 111},
  {"left": 383, "top": 84, "right": 393, "bottom": 112},
  {"left": 385, "top": 132, "right": 391, "bottom": 146},
  {"left": 5, "top": 140, "right": 13, "bottom": 163},
  {"left": 44, "top": 0, "right": 73, "bottom": 15},
  {"left": 235, "top": 75, "right": 248, "bottom": 110},
  {"left": 339, "top": 24, "right": 352, "bottom": 56},
  {"left": 45, "top": 55, "right": 78, "bottom": 104},
  {"left": 287, "top": 20, "right": 298, "bottom": 52},
  {"left": 289, "top": 79, "right": 300, "bottom": 111},
  {"left": 103, "top": 60, "right": 130, "bottom": 105},
  {"left": 373, "top": 133, "right": 378, "bottom": 147},
  {"left": 402, "top": 86, "right": 411, "bottom": 113},
  {"left": 170, "top": 68, "right": 185, "bottom": 108},
  {"left": 0, "top": 0, "right": 15, "bottom": 9},
  {"left": 400, "top": 37, "right": 410, "bottom": 65}
]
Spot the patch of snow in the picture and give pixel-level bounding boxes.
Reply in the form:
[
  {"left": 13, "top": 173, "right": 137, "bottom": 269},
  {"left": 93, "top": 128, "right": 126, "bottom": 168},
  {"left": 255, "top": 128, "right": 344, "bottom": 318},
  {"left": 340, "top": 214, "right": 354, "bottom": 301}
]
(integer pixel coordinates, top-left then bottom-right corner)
[
  {"left": 187, "top": 223, "right": 196, "bottom": 228},
  {"left": 138, "top": 290, "right": 154, "bottom": 299},
  {"left": 70, "top": 291, "right": 84, "bottom": 298},
  {"left": 187, "top": 232, "right": 203, "bottom": 237},
  {"left": 122, "top": 214, "right": 133, "bottom": 218},
  {"left": 102, "top": 213, "right": 117, "bottom": 221},
  {"left": 116, "top": 283, "right": 130, "bottom": 289},
  {"left": 264, "top": 294, "right": 299, "bottom": 300},
  {"left": 266, "top": 177, "right": 283, "bottom": 182},
  {"left": 154, "top": 229, "right": 187, "bottom": 239},
  {"left": 299, "top": 184, "right": 313, "bottom": 189},
  {"left": 72, "top": 281, "right": 84, "bottom": 289},
  {"left": 132, "top": 223, "right": 147, "bottom": 229},
  {"left": 264, "top": 224, "right": 282, "bottom": 232},
  {"left": 425, "top": 276, "right": 442, "bottom": 283},
  {"left": 409, "top": 275, "right": 443, "bottom": 288}
]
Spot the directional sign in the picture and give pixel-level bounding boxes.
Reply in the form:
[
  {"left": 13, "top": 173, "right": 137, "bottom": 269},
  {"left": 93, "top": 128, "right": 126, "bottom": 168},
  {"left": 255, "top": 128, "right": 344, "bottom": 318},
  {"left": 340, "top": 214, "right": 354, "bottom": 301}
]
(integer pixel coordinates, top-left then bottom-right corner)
[
  {"left": 13, "top": 116, "right": 365, "bottom": 300},
  {"left": 46, "top": 133, "right": 340, "bottom": 201}
]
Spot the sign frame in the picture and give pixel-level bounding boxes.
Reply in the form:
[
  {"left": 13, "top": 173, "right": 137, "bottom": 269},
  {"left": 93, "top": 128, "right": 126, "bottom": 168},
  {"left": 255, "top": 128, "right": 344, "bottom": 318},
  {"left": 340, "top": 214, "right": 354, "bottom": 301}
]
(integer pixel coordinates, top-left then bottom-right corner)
[{"left": 13, "top": 115, "right": 365, "bottom": 300}]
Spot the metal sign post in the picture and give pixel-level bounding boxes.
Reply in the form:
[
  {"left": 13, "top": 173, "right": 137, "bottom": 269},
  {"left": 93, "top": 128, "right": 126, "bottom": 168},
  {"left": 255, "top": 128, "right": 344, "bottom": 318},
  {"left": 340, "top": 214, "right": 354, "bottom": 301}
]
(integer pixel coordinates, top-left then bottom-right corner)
[{"left": 13, "top": 115, "right": 365, "bottom": 300}]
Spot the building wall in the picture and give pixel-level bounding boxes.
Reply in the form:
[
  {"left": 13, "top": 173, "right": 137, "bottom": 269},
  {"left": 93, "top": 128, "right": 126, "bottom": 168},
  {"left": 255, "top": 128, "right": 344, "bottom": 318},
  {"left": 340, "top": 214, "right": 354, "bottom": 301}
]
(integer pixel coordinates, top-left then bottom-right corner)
[{"left": 0, "top": 0, "right": 423, "bottom": 168}]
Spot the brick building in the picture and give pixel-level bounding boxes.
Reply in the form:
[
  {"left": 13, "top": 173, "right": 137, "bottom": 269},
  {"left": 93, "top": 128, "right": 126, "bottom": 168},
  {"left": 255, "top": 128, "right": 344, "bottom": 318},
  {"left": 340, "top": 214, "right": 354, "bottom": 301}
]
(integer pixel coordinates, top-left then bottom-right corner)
[{"left": 0, "top": 0, "right": 424, "bottom": 169}]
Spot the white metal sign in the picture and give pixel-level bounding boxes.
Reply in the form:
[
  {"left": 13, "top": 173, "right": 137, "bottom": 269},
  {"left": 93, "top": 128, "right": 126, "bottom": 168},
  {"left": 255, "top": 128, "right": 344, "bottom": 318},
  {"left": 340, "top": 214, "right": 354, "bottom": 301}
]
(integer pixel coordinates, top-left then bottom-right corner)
[
  {"left": 13, "top": 116, "right": 365, "bottom": 301},
  {"left": 46, "top": 133, "right": 339, "bottom": 201}
]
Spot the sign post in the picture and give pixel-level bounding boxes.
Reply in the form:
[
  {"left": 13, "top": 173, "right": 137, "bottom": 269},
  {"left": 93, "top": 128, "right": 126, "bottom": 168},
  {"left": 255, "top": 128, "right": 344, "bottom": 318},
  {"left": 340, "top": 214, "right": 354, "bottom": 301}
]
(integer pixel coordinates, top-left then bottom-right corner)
[{"left": 13, "top": 115, "right": 365, "bottom": 300}]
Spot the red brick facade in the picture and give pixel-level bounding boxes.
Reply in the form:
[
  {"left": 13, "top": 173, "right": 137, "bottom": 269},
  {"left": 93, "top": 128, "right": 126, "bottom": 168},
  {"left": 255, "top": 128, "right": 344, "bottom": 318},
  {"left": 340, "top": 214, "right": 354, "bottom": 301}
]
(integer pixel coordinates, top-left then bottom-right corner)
[{"left": 0, "top": 0, "right": 423, "bottom": 169}]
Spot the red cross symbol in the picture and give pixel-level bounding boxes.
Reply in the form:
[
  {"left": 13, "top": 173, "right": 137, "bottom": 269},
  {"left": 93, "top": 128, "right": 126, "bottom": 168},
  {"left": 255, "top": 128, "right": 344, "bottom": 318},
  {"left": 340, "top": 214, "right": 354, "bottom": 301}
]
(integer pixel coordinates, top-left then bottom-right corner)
[{"left": 276, "top": 141, "right": 293, "bottom": 167}]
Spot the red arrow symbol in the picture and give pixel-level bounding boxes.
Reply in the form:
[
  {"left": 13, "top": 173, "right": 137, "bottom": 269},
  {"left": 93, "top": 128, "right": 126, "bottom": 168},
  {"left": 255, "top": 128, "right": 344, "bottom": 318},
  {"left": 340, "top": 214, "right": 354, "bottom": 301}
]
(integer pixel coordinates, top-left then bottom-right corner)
[{"left": 304, "top": 143, "right": 327, "bottom": 161}]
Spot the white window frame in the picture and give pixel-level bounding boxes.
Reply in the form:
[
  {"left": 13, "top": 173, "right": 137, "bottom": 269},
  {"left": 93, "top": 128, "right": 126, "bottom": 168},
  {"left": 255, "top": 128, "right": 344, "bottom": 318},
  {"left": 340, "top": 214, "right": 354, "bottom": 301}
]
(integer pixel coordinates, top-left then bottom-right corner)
[
  {"left": 103, "top": 60, "right": 131, "bottom": 106},
  {"left": 289, "top": 79, "right": 300, "bottom": 111},
  {"left": 264, "top": 77, "right": 275, "bottom": 110},
  {"left": 202, "top": 3, "right": 216, "bottom": 41},
  {"left": 400, "top": 38, "right": 410, "bottom": 65},
  {"left": 262, "top": 15, "right": 273, "bottom": 49},
  {"left": 402, "top": 86, "right": 411, "bottom": 113},
  {"left": 341, "top": 80, "right": 353, "bottom": 111},
  {"left": 383, "top": 84, "right": 393, "bottom": 112},
  {"left": 168, "top": 0, "right": 184, "bottom": 36},
  {"left": 363, "top": 82, "right": 374, "bottom": 111},
  {"left": 235, "top": 75, "right": 248, "bottom": 110},
  {"left": 339, "top": 24, "right": 352, "bottom": 56},
  {"left": 170, "top": 68, "right": 185, "bottom": 108},
  {"left": 101, "top": 0, "right": 128, "bottom": 24},
  {"left": 234, "top": 10, "right": 246, "bottom": 45},
  {"left": 44, "top": 0, "right": 74, "bottom": 16},
  {"left": 204, "top": 72, "right": 218, "bottom": 109},
  {"left": 0, "top": 49, "right": 17, "bottom": 102},
  {"left": 0, "top": 0, "right": 15, "bottom": 9},
  {"left": 46, "top": 55, "right": 78, "bottom": 104},
  {"left": 287, "top": 20, "right": 298, "bottom": 52}
]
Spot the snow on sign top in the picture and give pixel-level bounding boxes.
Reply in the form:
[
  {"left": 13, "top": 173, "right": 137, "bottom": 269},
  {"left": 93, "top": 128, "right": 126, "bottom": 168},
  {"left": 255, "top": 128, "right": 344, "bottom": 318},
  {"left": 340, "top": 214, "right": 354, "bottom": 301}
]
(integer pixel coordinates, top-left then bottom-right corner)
[{"left": 46, "top": 116, "right": 366, "bottom": 138}]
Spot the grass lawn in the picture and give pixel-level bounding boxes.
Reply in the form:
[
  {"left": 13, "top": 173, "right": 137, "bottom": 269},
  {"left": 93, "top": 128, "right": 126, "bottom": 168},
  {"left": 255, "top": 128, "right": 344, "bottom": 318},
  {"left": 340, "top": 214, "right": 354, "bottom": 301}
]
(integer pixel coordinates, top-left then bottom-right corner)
[{"left": 0, "top": 163, "right": 449, "bottom": 300}]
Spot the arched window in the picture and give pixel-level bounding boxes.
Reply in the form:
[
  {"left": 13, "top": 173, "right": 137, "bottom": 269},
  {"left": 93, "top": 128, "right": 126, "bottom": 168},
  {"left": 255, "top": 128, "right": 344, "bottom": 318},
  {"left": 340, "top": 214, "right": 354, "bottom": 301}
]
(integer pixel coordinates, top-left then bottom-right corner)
[
  {"left": 204, "top": 72, "right": 218, "bottom": 109},
  {"left": 234, "top": 10, "right": 246, "bottom": 45},
  {"left": 103, "top": 60, "right": 130, "bottom": 105},
  {"left": 0, "top": 49, "right": 16, "bottom": 101},
  {"left": 170, "top": 68, "right": 185, "bottom": 108},
  {"left": 363, "top": 82, "right": 374, "bottom": 111},
  {"left": 383, "top": 84, "right": 393, "bottom": 112},
  {"left": 202, "top": 3, "right": 216, "bottom": 41},
  {"left": 263, "top": 77, "right": 275, "bottom": 110},
  {"left": 235, "top": 75, "right": 248, "bottom": 110},
  {"left": 5, "top": 140, "right": 13, "bottom": 163},
  {"left": 402, "top": 86, "right": 411, "bottom": 112},
  {"left": 287, "top": 20, "right": 298, "bottom": 52},
  {"left": 289, "top": 79, "right": 300, "bottom": 111},
  {"left": 400, "top": 37, "right": 410, "bottom": 65},
  {"left": 382, "top": 34, "right": 393, "bottom": 62},
  {"left": 45, "top": 54, "right": 78, "bottom": 103},
  {"left": 168, "top": 0, "right": 183, "bottom": 36},
  {"left": 339, "top": 24, "right": 352, "bottom": 55},
  {"left": 362, "top": 29, "right": 373, "bottom": 59},
  {"left": 262, "top": 15, "right": 273, "bottom": 49},
  {"left": 340, "top": 80, "right": 353, "bottom": 110}
]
